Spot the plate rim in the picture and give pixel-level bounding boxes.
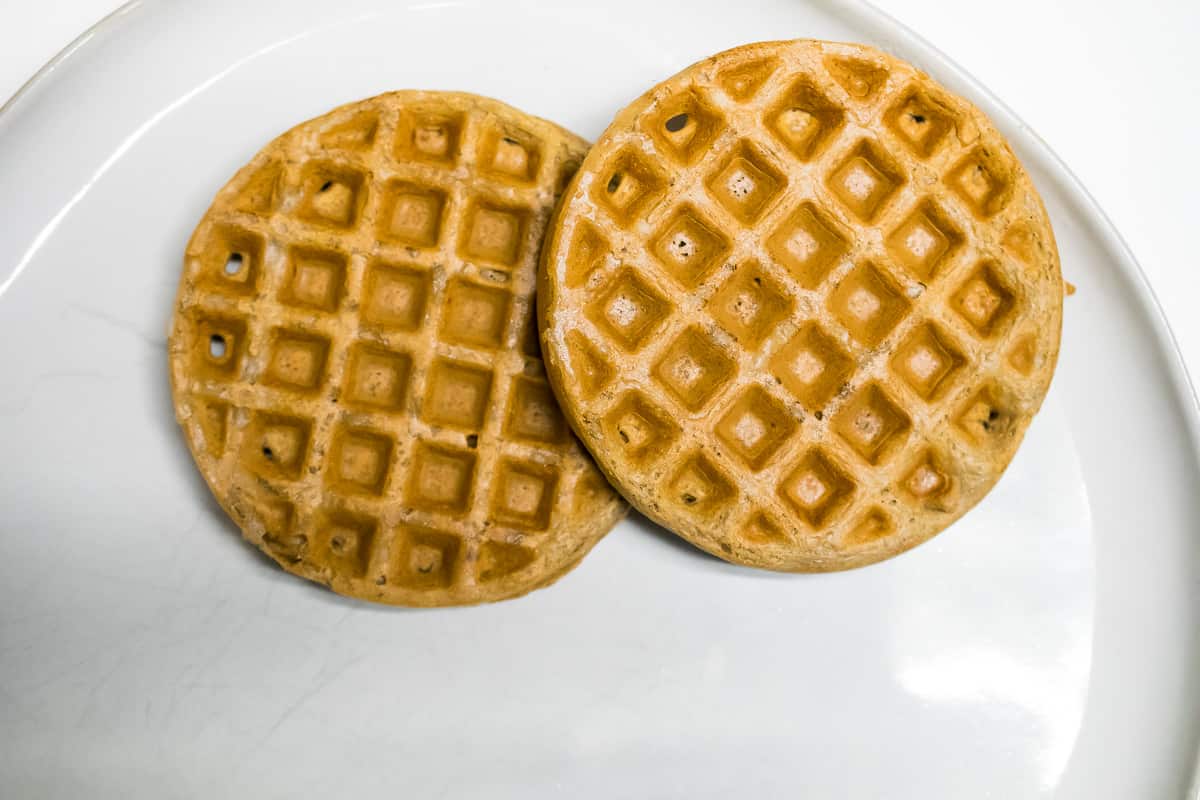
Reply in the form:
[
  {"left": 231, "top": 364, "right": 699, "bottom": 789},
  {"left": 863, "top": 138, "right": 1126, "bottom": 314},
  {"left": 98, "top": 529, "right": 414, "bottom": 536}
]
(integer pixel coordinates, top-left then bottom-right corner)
[{"left": 1, "top": 0, "right": 1197, "bottom": 793}]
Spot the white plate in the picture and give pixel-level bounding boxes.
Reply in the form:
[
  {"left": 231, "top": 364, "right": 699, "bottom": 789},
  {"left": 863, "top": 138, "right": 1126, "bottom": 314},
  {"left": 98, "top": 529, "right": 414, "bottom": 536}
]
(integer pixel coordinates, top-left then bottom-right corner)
[{"left": 1, "top": 1, "right": 1197, "bottom": 797}]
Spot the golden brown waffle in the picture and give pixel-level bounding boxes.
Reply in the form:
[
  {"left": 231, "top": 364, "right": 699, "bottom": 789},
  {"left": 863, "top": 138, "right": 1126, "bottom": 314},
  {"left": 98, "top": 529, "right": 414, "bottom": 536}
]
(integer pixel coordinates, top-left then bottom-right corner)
[
  {"left": 169, "top": 91, "right": 625, "bottom": 605},
  {"left": 538, "top": 41, "right": 1062, "bottom": 571}
]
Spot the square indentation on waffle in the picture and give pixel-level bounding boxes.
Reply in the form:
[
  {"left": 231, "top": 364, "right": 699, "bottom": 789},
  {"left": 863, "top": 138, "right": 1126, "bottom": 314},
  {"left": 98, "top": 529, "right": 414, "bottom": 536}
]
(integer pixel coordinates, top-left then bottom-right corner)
[
  {"left": 951, "top": 261, "right": 1016, "bottom": 338},
  {"left": 343, "top": 342, "right": 412, "bottom": 412},
  {"left": 405, "top": 440, "right": 477, "bottom": 515},
  {"left": 665, "top": 451, "right": 736, "bottom": 515},
  {"left": 715, "top": 384, "right": 797, "bottom": 471},
  {"left": 901, "top": 449, "right": 953, "bottom": 505},
  {"left": 890, "top": 321, "right": 966, "bottom": 401},
  {"left": 708, "top": 261, "right": 793, "bottom": 349},
  {"left": 423, "top": 358, "right": 493, "bottom": 431},
  {"left": 738, "top": 510, "right": 789, "bottom": 545},
  {"left": 1007, "top": 332, "right": 1039, "bottom": 376},
  {"left": 361, "top": 261, "right": 431, "bottom": 331},
  {"left": 191, "top": 397, "right": 229, "bottom": 458},
  {"left": 885, "top": 199, "right": 964, "bottom": 281},
  {"left": 649, "top": 205, "right": 731, "bottom": 289},
  {"left": 946, "top": 146, "right": 1014, "bottom": 218},
  {"left": 643, "top": 88, "right": 724, "bottom": 166},
  {"left": 312, "top": 509, "right": 378, "bottom": 578},
  {"left": 591, "top": 146, "right": 667, "bottom": 226},
  {"left": 563, "top": 220, "right": 611, "bottom": 288},
  {"left": 439, "top": 277, "right": 512, "bottom": 351},
  {"left": 572, "top": 473, "right": 612, "bottom": 515},
  {"left": 1001, "top": 220, "right": 1040, "bottom": 265},
  {"left": 390, "top": 526, "right": 461, "bottom": 589},
  {"left": 843, "top": 507, "right": 894, "bottom": 547},
  {"left": 826, "top": 139, "right": 906, "bottom": 223},
  {"left": 262, "top": 328, "right": 331, "bottom": 393},
  {"left": 765, "top": 201, "right": 850, "bottom": 289},
  {"left": 477, "top": 123, "right": 543, "bottom": 184},
  {"left": 765, "top": 75, "right": 846, "bottom": 161},
  {"left": 191, "top": 313, "right": 248, "bottom": 380},
  {"left": 325, "top": 425, "right": 394, "bottom": 497},
  {"left": 769, "top": 322, "right": 854, "bottom": 412},
  {"left": 518, "top": 316, "right": 542, "bottom": 360},
  {"left": 564, "top": 331, "right": 615, "bottom": 399},
  {"left": 476, "top": 539, "right": 537, "bottom": 584},
  {"left": 779, "top": 447, "right": 856, "bottom": 527},
  {"left": 231, "top": 160, "right": 283, "bottom": 216},
  {"left": 378, "top": 180, "right": 447, "bottom": 247},
  {"left": 833, "top": 382, "right": 911, "bottom": 465},
  {"left": 651, "top": 325, "right": 737, "bottom": 412},
  {"left": 828, "top": 261, "right": 911, "bottom": 348},
  {"left": 491, "top": 458, "right": 559, "bottom": 532},
  {"left": 198, "top": 224, "right": 264, "bottom": 295},
  {"left": 706, "top": 140, "right": 787, "bottom": 226},
  {"left": 296, "top": 161, "right": 367, "bottom": 229},
  {"left": 258, "top": 500, "right": 301, "bottom": 561},
  {"left": 459, "top": 199, "right": 529, "bottom": 267},
  {"left": 716, "top": 56, "right": 780, "bottom": 102},
  {"left": 394, "top": 106, "right": 463, "bottom": 165},
  {"left": 504, "top": 377, "right": 568, "bottom": 446},
  {"left": 587, "top": 267, "right": 671, "bottom": 352},
  {"left": 824, "top": 55, "right": 890, "bottom": 101},
  {"left": 884, "top": 86, "right": 959, "bottom": 159},
  {"left": 242, "top": 411, "right": 312, "bottom": 481},
  {"left": 317, "top": 110, "right": 379, "bottom": 152},
  {"left": 280, "top": 246, "right": 347, "bottom": 313},
  {"left": 955, "top": 384, "right": 1016, "bottom": 445},
  {"left": 602, "top": 391, "right": 680, "bottom": 466}
]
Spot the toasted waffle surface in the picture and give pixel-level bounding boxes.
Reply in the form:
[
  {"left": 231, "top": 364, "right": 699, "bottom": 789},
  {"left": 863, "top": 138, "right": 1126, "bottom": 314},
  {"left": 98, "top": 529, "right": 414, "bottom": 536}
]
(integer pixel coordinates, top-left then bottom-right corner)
[
  {"left": 538, "top": 41, "right": 1062, "bottom": 571},
  {"left": 169, "top": 91, "right": 624, "bottom": 605}
]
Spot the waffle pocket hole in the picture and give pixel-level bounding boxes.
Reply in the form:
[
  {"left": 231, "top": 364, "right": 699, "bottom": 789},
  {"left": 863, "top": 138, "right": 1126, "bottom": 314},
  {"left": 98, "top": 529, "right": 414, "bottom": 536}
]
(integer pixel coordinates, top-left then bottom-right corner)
[
  {"left": 592, "top": 147, "right": 667, "bottom": 224},
  {"left": 648, "top": 91, "right": 721, "bottom": 164},
  {"left": 664, "top": 113, "right": 689, "bottom": 133},
  {"left": 670, "top": 234, "right": 696, "bottom": 260},
  {"left": 203, "top": 226, "right": 263, "bottom": 293},
  {"left": 193, "top": 315, "right": 246, "bottom": 377},
  {"left": 973, "top": 404, "right": 1013, "bottom": 437},
  {"left": 956, "top": 386, "right": 1017, "bottom": 443}
]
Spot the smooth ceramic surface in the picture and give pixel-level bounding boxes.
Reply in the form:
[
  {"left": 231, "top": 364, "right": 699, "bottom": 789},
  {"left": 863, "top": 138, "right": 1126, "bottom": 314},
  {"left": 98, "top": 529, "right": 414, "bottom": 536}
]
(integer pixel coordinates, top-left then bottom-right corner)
[{"left": 0, "top": 1, "right": 1196, "bottom": 797}]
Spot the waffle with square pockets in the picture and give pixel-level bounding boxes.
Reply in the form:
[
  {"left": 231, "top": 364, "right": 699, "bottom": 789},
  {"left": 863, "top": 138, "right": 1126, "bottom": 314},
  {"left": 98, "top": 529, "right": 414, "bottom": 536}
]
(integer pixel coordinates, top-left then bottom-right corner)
[
  {"left": 169, "top": 91, "right": 625, "bottom": 605},
  {"left": 538, "top": 40, "right": 1063, "bottom": 571}
]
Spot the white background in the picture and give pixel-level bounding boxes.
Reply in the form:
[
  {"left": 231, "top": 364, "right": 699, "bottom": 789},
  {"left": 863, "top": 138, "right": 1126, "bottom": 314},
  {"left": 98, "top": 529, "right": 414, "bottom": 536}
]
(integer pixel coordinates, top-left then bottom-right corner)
[{"left": 2, "top": 1, "right": 1198, "bottom": 384}]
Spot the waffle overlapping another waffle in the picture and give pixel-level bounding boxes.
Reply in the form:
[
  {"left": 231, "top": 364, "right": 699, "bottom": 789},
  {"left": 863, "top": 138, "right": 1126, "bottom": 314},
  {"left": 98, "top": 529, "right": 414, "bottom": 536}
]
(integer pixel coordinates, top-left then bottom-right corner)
[
  {"left": 169, "top": 91, "right": 624, "bottom": 605},
  {"left": 538, "top": 41, "right": 1063, "bottom": 571}
]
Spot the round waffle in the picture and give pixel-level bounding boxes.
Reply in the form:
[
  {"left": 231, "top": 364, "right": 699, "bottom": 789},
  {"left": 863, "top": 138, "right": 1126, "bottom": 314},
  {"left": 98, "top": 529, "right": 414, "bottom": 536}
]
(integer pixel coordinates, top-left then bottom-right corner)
[
  {"left": 169, "top": 91, "right": 625, "bottom": 605},
  {"left": 538, "top": 41, "right": 1062, "bottom": 571}
]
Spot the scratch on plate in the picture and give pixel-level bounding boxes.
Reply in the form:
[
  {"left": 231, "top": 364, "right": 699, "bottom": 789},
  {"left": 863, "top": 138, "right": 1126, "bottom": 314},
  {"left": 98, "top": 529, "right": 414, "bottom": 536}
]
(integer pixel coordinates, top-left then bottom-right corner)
[
  {"left": 0, "top": 370, "right": 117, "bottom": 416},
  {"left": 232, "top": 656, "right": 363, "bottom": 773},
  {"left": 68, "top": 302, "right": 163, "bottom": 349}
]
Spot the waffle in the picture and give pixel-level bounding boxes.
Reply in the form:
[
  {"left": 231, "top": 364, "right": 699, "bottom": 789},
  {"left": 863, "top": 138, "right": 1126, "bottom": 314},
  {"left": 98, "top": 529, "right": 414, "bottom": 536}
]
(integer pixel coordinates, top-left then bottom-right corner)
[
  {"left": 169, "top": 91, "right": 625, "bottom": 605},
  {"left": 538, "top": 41, "right": 1062, "bottom": 571}
]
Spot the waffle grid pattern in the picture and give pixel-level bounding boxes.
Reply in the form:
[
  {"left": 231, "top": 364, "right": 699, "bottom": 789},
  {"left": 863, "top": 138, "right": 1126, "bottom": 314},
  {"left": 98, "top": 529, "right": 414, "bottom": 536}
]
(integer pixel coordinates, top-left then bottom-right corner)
[
  {"left": 171, "top": 93, "right": 619, "bottom": 603},
  {"left": 542, "top": 42, "right": 1061, "bottom": 569}
]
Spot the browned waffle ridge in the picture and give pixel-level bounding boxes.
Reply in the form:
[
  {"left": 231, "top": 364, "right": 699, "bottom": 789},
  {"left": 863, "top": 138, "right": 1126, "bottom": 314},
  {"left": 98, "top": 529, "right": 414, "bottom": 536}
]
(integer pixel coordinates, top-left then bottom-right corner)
[
  {"left": 169, "top": 91, "right": 625, "bottom": 605},
  {"left": 538, "top": 41, "right": 1062, "bottom": 571}
]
